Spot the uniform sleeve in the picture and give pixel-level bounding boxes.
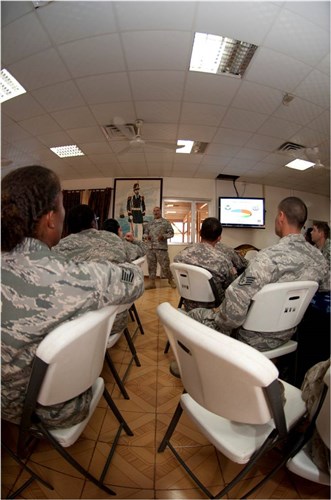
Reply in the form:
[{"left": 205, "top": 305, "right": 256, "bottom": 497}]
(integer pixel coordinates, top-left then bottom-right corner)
[
  {"left": 214, "top": 252, "right": 273, "bottom": 332},
  {"left": 124, "top": 239, "right": 147, "bottom": 261},
  {"left": 163, "top": 221, "right": 174, "bottom": 239}
]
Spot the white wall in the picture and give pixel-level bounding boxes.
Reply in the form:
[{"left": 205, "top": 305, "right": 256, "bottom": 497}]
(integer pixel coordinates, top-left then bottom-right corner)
[{"left": 62, "top": 176, "right": 330, "bottom": 251}]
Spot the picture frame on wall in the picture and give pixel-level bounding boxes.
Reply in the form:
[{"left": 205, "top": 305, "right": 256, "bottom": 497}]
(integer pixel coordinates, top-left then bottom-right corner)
[{"left": 113, "top": 178, "right": 163, "bottom": 240}]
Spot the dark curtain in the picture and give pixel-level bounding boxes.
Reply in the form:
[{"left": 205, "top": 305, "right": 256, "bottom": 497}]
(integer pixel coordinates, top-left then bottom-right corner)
[
  {"left": 88, "top": 188, "right": 112, "bottom": 228},
  {"left": 61, "top": 190, "right": 83, "bottom": 237}
]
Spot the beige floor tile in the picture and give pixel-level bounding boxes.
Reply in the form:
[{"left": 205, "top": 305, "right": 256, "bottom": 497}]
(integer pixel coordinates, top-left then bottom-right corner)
[{"left": 100, "top": 410, "right": 156, "bottom": 447}]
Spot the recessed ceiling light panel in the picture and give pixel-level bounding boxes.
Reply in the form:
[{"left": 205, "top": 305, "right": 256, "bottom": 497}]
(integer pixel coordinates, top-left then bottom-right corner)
[
  {"left": 190, "top": 32, "right": 257, "bottom": 77},
  {"left": 50, "top": 145, "right": 85, "bottom": 158},
  {"left": 0, "top": 69, "right": 26, "bottom": 104},
  {"left": 285, "top": 159, "right": 315, "bottom": 171}
]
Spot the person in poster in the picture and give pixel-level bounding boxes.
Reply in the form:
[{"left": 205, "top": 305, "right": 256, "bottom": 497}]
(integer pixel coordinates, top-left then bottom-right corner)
[{"left": 127, "top": 182, "right": 146, "bottom": 240}]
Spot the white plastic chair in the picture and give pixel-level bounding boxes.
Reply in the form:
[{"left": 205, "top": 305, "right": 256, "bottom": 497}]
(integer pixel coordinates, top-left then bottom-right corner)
[
  {"left": 157, "top": 302, "right": 307, "bottom": 499},
  {"left": 105, "top": 303, "right": 141, "bottom": 399},
  {"left": 243, "top": 281, "right": 319, "bottom": 360},
  {"left": 16, "top": 305, "right": 133, "bottom": 496},
  {"left": 287, "top": 367, "right": 330, "bottom": 485},
  {"left": 164, "top": 262, "right": 221, "bottom": 353},
  {"left": 245, "top": 249, "right": 259, "bottom": 260}
]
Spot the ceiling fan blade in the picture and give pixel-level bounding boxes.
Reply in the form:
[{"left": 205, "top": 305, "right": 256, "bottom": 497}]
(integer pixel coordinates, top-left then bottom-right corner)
[
  {"left": 113, "top": 116, "right": 135, "bottom": 140},
  {"left": 145, "top": 141, "right": 185, "bottom": 151}
]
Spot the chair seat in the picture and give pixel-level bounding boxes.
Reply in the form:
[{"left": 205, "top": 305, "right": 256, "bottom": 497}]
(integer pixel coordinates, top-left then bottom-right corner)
[
  {"left": 287, "top": 445, "right": 331, "bottom": 485},
  {"left": 262, "top": 340, "right": 298, "bottom": 359},
  {"left": 180, "top": 380, "right": 306, "bottom": 464},
  {"left": 49, "top": 377, "right": 104, "bottom": 447}
]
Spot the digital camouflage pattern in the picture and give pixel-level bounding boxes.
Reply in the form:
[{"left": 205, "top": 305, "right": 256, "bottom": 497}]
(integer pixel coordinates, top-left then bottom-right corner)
[
  {"left": 321, "top": 238, "right": 331, "bottom": 270},
  {"left": 215, "top": 241, "right": 248, "bottom": 273},
  {"left": 189, "top": 234, "right": 330, "bottom": 351},
  {"left": 1, "top": 237, "right": 144, "bottom": 427},
  {"left": 174, "top": 243, "right": 236, "bottom": 311},
  {"left": 143, "top": 217, "right": 174, "bottom": 280},
  {"left": 54, "top": 228, "right": 146, "bottom": 333}
]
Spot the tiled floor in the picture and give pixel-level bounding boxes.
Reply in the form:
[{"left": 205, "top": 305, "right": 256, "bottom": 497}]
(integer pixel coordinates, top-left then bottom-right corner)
[{"left": 2, "top": 279, "right": 330, "bottom": 499}]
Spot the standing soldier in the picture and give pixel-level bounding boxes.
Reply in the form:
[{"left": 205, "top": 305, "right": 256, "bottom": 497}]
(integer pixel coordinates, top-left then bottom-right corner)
[
  {"left": 144, "top": 206, "right": 176, "bottom": 289},
  {"left": 127, "top": 182, "right": 146, "bottom": 240}
]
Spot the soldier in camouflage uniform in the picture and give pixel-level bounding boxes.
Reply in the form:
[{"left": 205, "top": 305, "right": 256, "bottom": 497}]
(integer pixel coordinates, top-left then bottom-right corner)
[
  {"left": 102, "top": 217, "right": 147, "bottom": 263},
  {"left": 189, "top": 197, "right": 330, "bottom": 352},
  {"left": 174, "top": 218, "right": 236, "bottom": 311},
  {"left": 143, "top": 206, "right": 176, "bottom": 289},
  {"left": 311, "top": 221, "right": 330, "bottom": 269},
  {"left": 54, "top": 206, "right": 147, "bottom": 334},
  {"left": 215, "top": 241, "right": 248, "bottom": 275},
  {"left": 1, "top": 166, "right": 144, "bottom": 429}
]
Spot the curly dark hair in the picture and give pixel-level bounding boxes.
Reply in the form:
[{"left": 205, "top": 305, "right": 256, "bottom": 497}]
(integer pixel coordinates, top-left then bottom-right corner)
[
  {"left": 67, "top": 204, "right": 95, "bottom": 234},
  {"left": 102, "top": 218, "right": 120, "bottom": 234},
  {"left": 1, "top": 165, "right": 61, "bottom": 252}
]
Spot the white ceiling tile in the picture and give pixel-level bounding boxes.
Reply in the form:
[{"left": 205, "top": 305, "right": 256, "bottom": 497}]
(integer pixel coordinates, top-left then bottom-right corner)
[
  {"left": 245, "top": 134, "right": 283, "bottom": 152},
  {"left": 181, "top": 103, "right": 227, "bottom": 126},
  {"left": 88, "top": 153, "right": 120, "bottom": 166},
  {"left": 184, "top": 73, "right": 241, "bottom": 105},
  {"left": 245, "top": 48, "right": 312, "bottom": 91},
  {"left": 2, "top": 93, "right": 45, "bottom": 121},
  {"left": 130, "top": 71, "right": 185, "bottom": 101},
  {"left": 222, "top": 109, "right": 267, "bottom": 133},
  {"left": 58, "top": 34, "right": 126, "bottom": 77},
  {"left": 263, "top": 8, "right": 329, "bottom": 66},
  {"left": 308, "top": 110, "right": 330, "bottom": 135},
  {"left": 67, "top": 127, "right": 105, "bottom": 143},
  {"left": 178, "top": 124, "right": 217, "bottom": 142},
  {"left": 114, "top": 1, "right": 196, "bottom": 31},
  {"left": 194, "top": 1, "right": 280, "bottom": 45},
  {"left": 8, "top": 48, "right": 71, "bottom": 91},
  {"left": 2, "top": 12, "right": 51, "bottom": 65},
  {"left": 257, "top": 116, "right": 302, "bottom": 139},
  {"left": 142, "top": 123, "right": 178, "bottom": 141},
  {"left": 316, "top": 53, "right": 330, "bottom": 76},
  {"left": 79, "top": 142, "right": 114, "bottom": 155},
  {"left": 51, "top": 107, "right": 97, "bottom": 129},
  {"left": 135, "top": 102, "right": 181, "bottom": 124},
  {"left": 231, "top": 81, "right": 283, "bottom": 114},
  {"left": 37, "top": 1, "right": 117, "bottom": 44},
  {"left": 213, "top": 128, "right": 252, "bottom": 146},
  {"left": 273, "top": 97, "right": 324, "bottom": 126},
  {"left": 19, "top": 114, "right": 62, "bottom": 136},
  {"left": 1, "top": 1, "right": 34, "bottom": 26},
  {"left": 235, "top": 148, "right": 268, "bottom": 161},
  {"left": 122, "top": 31, "right": 191, "bottom": 71},
  {"left": 31, "top": 81, "right": 86, "bottom": 112},
  {"left": 289, "top": 127, "right": 329, "bottom": 148},
  {"left": 206, "top": 143, "right": 240, "bottom": 157},
  {"left": 37, "top": 131, "right": 74, "bottom": 147},
  {"left": 90, "top": 102, "right": 136, "bottom": 125},
  {"left": 284, "top": 1, "right": 330, "bottom": 32},
  {"left": 76, "top": 73, "right": 132, "bottom": 104},
  {"left": 294, "top": 69, "right": 330, "bottom": 108},
  {"left": 13, "top": 137, "right": 46, "bottom": 154}
]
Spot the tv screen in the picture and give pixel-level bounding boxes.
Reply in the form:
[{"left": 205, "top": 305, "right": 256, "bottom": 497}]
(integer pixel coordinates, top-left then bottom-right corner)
[{"left": 219, "top": 197, "right": 265, "bottom": 228}]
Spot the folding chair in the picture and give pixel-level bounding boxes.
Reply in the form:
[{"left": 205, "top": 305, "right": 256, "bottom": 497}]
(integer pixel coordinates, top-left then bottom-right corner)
[
  {"left": 129, "top": 256, "right": 146, "bottom": 339},
  {"left": 164, "top": 262, "right": 221, "bottom": 353},
  {"left": 14, "top": 305, "right": 133, "bottom": 496},
  {"left": 242, "top": 281, "right": 319, "bottom": 372},
  {"left": 157, "top": 302, "right": 307, "bottom": 499},
  {"left": 105, "top": 303, "right": 141, "bottom": 400}
]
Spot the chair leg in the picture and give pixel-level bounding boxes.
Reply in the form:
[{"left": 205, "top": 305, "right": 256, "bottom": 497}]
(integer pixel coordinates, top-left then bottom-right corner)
[
  {"left": 130, "top": 303, "right": 145, "bottom": 335},
  {"left": 105, "top": 351, "right": 130, "bottom": 399},
  {"left": 2, "top": 441, "right": 54, "bottom": 496},
  {"left": 103, "top": 386, "right": 133, "bottom": 437},
  {"left": 123, "top": 328, "right": 141, "bottom": 367},
  {"left": 35, "top": 420, "right": 117, "bottom": 496},
  {"left": 158, "top": 401, "right": 183, "bottom": 452}
]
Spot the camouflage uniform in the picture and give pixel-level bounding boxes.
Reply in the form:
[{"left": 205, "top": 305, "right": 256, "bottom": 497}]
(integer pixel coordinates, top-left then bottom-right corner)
[
  {"left": 189, "top": 234, "right": 330, "bottom": 351},
  {"left": 215, "top": 241, "right": 248, "bottom": 274},
  {"left": 1, "top": 237, "right": 144, "bottom": 428},
  {"left": 321, "top": 238, "right": 331, "bottom": 269},
  {"left": 143, "top": 217, "right": 174, "bottom": 280},
  {"left": 174, "top": 243, "right": 236, "bottom": 311},
  {"left": 54, "top": 228, "right": 146, "bottom": 333}
]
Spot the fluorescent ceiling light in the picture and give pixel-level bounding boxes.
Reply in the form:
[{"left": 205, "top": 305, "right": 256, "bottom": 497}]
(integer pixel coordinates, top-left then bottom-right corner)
[
  {"left": 0, "top": 69, "right": 26, "bottom": 104},
  {"left": 50, "top": 145, "right": 85, "bottom": 158},
  {"left": 176, "top": 140, "right": 194, "bottom": 154},
  {"left": 285, "top": 159, "right": 315, "bottom": 171},
  {"left": 190, "top": 32, "right": 257, "bottom": 77}
]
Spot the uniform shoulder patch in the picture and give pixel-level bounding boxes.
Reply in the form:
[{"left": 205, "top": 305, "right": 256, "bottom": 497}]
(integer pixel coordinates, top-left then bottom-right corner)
[
  {"left": 238, "top": 275, "right": 255, "bottom": 286},
  {"left": 121, "top": 268, "right": 134, "bottom": 283}
]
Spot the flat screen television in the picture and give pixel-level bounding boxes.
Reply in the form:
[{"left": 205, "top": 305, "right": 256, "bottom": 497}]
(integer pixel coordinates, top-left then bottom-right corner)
[{"left": 219, "top": 197, "right": 265, "bottom": 228}]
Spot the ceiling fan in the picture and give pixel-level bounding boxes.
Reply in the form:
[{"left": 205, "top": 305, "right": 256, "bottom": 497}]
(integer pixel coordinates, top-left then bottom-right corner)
[{"left": 113, "top": 117, "right": 184, "bottom": 155}]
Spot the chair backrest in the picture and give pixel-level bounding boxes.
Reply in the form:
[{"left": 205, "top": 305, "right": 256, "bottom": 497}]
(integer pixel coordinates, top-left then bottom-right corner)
[
  {"left": 245, "top": 249, "right": 259, "bottom": 261},
  {"left": 170, "top": 262, "right": 220, "bottom": 306},
  {"left": 243, "top": 281, "right": 318, "bottom": 332},
  {"left": 157, "top": 302, "right": 281, "bottom": 426},
  {"left": 36, "top": 305, "right": 119, "bottom": 406},
  {"left": 132, "top": 256, "right": 146, "bottom": 268},
  {"left": 316, "top": 367, "right": 330, "bottom": 449}
]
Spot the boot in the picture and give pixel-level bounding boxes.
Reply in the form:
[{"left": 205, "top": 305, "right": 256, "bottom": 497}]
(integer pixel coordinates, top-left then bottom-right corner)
[
  {"left": 169, "top": 360, "right": 181, "bottom": 378},
  {"left": 168, "top": 278, "right": 176, "bottom": 289},
  {"left": 145, "top": 279, "right": 156, "bottom": 290}
]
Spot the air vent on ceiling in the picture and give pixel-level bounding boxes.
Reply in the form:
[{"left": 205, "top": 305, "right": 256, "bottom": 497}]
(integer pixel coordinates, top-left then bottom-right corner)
[
  {"left": 102, "top": 123, "right": 137, "bottom": 140},
  {"left": 277, "top": 141, "right": 305, "bottom": 152}
]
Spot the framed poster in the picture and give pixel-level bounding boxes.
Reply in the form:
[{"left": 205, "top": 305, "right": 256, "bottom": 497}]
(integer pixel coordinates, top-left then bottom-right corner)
[{"left": 113, "top": 178, "right": 163, "bottom": 239}]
